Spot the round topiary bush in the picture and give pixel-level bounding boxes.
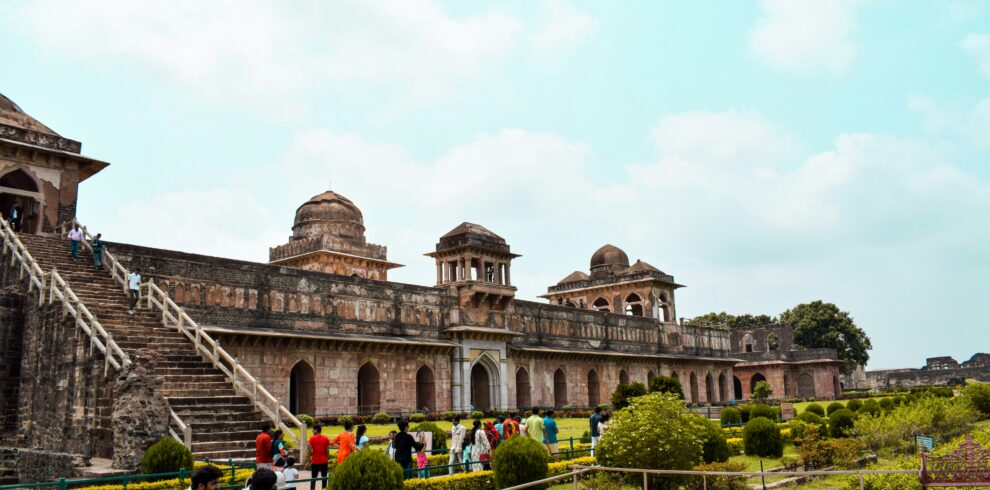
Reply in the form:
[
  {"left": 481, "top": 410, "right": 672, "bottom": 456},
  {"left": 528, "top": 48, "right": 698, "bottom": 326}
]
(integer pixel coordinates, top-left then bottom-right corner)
[
  {"left": 879, "top": 397, "right": 894, "bottom": 411},
  {"left": 492, "top": 434, "right": 550, "bottom": 489},
  {"left": 796, "top": 411, "right": 824, "bottom": 426},
  {"left": 743, "top": 417, "right": 783, "bottom": 457},
  {"left": 371, "top": 411, "right": 391, "bottom": 424},
  {"left": 804, "top": 403, "right": 825, "bottom": 417},
  {"left": 860, "top": 399, "right": 881, "bottom": 416},
  {"left": 409, "top": 413, "right": 426, "bottom": 423},
  {"left": 470, "top": 410, "right": 484, "bottom": 420},
  {"left": 141, "top": 438, "right": 193, "bottom": 475},
  {"left": 411, "top": 421, "right": 447, "bottom": 449},
  {"left": 328, "top": 447, "right": 403, "bottom": 490},
  {"left": 846, "top": 399, "right": 863, "bottom": 412},
  {"left": 829, "top": 408, "right": 856, "bottom": 438},
  {"left": 611, "top": 382, "right": 648, "bottom": 410},
  {"left": 298, "top": 414, "right": 316, "bottom": 427},
  {"left": 720, "top": 407, "right": 741, "bottom": 426},
  {"left": 339, "top": 415, "right": 353, "bottom": 426},
  {"left": 826, "top": 401, "right": 845, "bottom": 416},
  {"left": 699, "top": 418, "right": 730, "bottom": 463},
  {"left": 750, "top": 404, "right": 774, "bottom": 420},
  {"left": 441, "top": 411, "right": 458, "bottom": 421},
  {"left": 738, "top": 404, "right": 752, "bottom": 422}
]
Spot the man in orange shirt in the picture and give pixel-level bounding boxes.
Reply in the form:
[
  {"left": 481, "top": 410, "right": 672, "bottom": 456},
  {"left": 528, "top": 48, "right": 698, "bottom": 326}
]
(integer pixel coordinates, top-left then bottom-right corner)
[
  {"left": 308, "top": 424, "right": 331, "bottom": 490},
  {"left": 255, "top": 421, "right": 274, "bottom": 470},
  {"left": 330, "top": 420, "right": 357, "bottom": 464}
]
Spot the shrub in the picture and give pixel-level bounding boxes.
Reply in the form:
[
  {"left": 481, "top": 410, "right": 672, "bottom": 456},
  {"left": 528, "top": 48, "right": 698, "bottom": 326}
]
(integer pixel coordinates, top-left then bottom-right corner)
[
  {"left": 752, "top": 381, "right": 774, "bottom": 402},
  {"left": 699, "top": 418, "right": 730, "bottom": 463},
  {"left": 827, "top": 401, "right": 845, "bottom": 416},
  {"left": 804, "top": 403, "right": 825, "bottom": 416},
  {"left": 879, "top": 398, "right": 894, "bottom": 411},
  {"left": 470, "top": 411, "right": 484, "bottom": 420},
  {"left": 442, "top": 411, "right": 458, "bottom": 421},
  {"left": 892, "top": 396, "right": 904, "bottom": 406},
  {"left": 726, "top": 437, "right": 744, "bottom": 455},
  {"left": 787, "top": 420, "right": 823, "bottom": 445},
  {"left": 829, "top": 408, "right": 856, "bottom": 438},
  {"left": 611, "top": 382, "right": 648, "bottom": 410},
  {"left": 840, "top": 455, "right": 919, "bottom": 490},
  {"left": 339, "top": 415, "right": 353, "bottom": 426},
  {"left": 720, "top": 407, "right": 741, "bottom": 426},
  {"left": 860, "top": 399, "right": 881, "bottom": 416},
  {"left": 737, "top": 404, "right": 752, "bottom": 422},
  {"left": 328, "top": 449, "right": 403, "bottom": 490},
  {"left": 686, "top": 461, "right": 747, "bottom": 490},
  {"left": 779, "top": 455, "right": 802, "bottom": 470},
  {"left": 930, "top": 386, "right": 955, "bottom": 398},
  {"left": 846, "top": 399, "right": 863, "bottom": 412},
  {"left": 742, "top": 417, "right": 783, "bottom": 457},
  {"left": 798, "top": 430, "right": 865, "bottom": 469},
  {"left": 773, "top": 406, "right": 782, "bottom": 421},
  {"left": 492, "top": 435, "right": 549, "bottom": 489},
  {"left": 141, "top": 438, "right": 193, "bottom": 475},
  {"left": 797, "top": 411, "right": 825, "bottom": 426},
  {"left": 852, "top": 395, "right": 978, "bottom": 454},
  {"left": 750, "top": 404, "right": 774, "bottom": 420},
  {"left": 371, "top": 411, "right": 391, "bottom": 424},
  {"left": 412, "top": 422, "right": 448, "bottom": 449},
  {"left": 965, "top": 382, "right": 990, "bottom": 418},
  {"left": 298, "top": 413, "right": 316, "bottom": 427},
  {"left": 648, "top": 376, "right": 684, "bottom": 399},
  {"left": 409, "top": 413, "right": 426, "bottom": 423}
]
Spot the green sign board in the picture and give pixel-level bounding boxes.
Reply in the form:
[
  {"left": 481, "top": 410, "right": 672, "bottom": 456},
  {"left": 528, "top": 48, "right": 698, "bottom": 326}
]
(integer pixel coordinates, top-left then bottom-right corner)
[{"left": 915, "top": 434, "right": 934, "bottom": 451}]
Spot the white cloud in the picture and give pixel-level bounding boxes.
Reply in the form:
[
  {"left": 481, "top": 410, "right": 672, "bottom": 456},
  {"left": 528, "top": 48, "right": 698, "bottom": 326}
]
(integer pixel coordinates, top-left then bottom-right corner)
[
  {"left": 909, "top": 95, "right": 990, "bottom": 149},
  {"left": 530, "top": 0, "right": 599, "bottom": 59},
  {"left": 749, "top": 0, "right": 858, "bottom": 74},
  {"left": 10, "top": 0, "right": 522, "bottom": 116},
  {"left": 960, "top": 33, "right": 990, "bottom": 78}
]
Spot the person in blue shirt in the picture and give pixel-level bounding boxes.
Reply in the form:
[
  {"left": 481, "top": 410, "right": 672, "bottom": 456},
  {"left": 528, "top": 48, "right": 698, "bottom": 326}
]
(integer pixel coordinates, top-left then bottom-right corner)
[
  {"left": 589, "top": 407, "right": 602, "bottom": 456},
  {"left": 543, "top": 410, "right": 559, "bottom": 459}
]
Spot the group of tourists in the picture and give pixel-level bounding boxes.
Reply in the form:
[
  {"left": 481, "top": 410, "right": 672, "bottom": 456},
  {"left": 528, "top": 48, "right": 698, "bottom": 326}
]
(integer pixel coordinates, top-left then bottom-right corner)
[{"left": 64, "top": 224, "right": 143, "bottom": 314}]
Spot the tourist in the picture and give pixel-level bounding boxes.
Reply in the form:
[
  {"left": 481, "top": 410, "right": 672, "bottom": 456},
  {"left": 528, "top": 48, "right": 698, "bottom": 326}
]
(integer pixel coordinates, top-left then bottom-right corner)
[
  {"left": 598, "top": 413, "right": 610, "bottom": 438},
  {"left": 189, "top": 465, "right": 223, "bottom": 490},
  {"left": 67, "top": 224, "right": 82, "bottom": 261},
  {"left": 448, "top": 415, "right": 465, "bottom": 475},
  {"left": 307, "top": 424, "right": 330, "bottom": 490},
  {"left": 543, "top": 410, "right": 559, "bottom": 459},
  {"left": 494, "top": 416, "right": 504, "bottom": 441},
  {"left": 392, "top": 420, "right": 424, "bottom": 479},
  {"left": 385, "top": 430, "right": 398, "bottom": 460},
  {"left": 9, "top": 200, "right": 22, "bottom": 231},
  {"left": 416, "top": 444, "right": 429, "bottom": 479},
  {"left": 470, "top": 419, "right": 491, "bottom": 471},
  {"left": 484, "top": 420, "right": 500, "bottom": 450},
  {"left": 525, "top": 408, "right": 546, "bottom": 447},
  {"left": 589, "top": 407, "right": 602, "bottom": 456},
  {"left": 462, "top": 423, "right": 474, "bottom": 472},
  {"left": 255, "top": 421, "right": 274, "bottom": 470},
  {"left": 91, "top": 233, "right": 104, "bottom": 269},
  {"left": 355, "top": 424, "right": 369, "bottom": 449},
  {"left": 128, "top": 267, "right": 141, "bottom": 314},
  {"left": 282, "top": 457, "right": 298, "bottom": 489},
  {"left": 271, "top": 429, "right": 288, "bottom": 470},
  {"left": 246, "top": 468, "right": 278, "bottom": 490},
  {"left": 503, "top": 413, "right": 519, "bottom": 439},
  {"left": 329, "top": 420, "right": 357, "bottom": 464}
]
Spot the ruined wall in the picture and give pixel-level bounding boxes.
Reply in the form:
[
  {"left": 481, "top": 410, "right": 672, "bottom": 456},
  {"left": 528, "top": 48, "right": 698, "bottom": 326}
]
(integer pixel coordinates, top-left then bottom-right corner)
[
  {"left": 860, "top": 366, "right": 990, "bottom": 389},
  {"left": 733, "top": 362, "right": 841, "bottom": 401},
  {"left": 0, "top": 290, "right": 23, "bottom": 437},
  {"left": 15, "top": 450, "right": 75, "bottom": 484}
]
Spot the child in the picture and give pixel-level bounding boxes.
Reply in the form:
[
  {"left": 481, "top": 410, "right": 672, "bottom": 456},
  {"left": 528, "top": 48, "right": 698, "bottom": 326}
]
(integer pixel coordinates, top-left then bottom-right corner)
[
  {"left": 282, "top": 457, "right": 299, "bottom": 489},
  {"left": 416, "top": 446, "right": 429, "bottom": 479}
]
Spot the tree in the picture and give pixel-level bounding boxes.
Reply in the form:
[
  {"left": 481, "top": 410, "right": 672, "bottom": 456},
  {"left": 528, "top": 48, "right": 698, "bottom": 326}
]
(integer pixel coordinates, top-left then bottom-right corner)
[
  {"left": 611, "top": 382, "right": 647, "bottom": 410},
  {"left": 691, "top": 312, "right": 776, "bottom": 330},
  {"left": 779, "top": 301, "right": 871, "bottom": 373},
  {"left": 751, "top": 381, "right": 773, "bottom": 402},
  {"left": 648, "top": 375, "right": 684, "bottom": 399}
]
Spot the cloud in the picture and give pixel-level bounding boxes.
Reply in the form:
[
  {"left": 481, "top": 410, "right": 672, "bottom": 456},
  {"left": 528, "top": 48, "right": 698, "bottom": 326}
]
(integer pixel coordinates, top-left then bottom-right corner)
[
  {"left": 909, "top": 95, "right": 990, "bottom": 149},
  {"left": 960, "top": 33, "right": 990, "bottom": 78},
  {"left": 9, "top": 0, "right": 521, "bottom": 116},
  {"left": 749, "top": 0, "right": 858, "bottom": 74},
  {"left": 530, "top": 0, "right": 599, "bottom": 60}
]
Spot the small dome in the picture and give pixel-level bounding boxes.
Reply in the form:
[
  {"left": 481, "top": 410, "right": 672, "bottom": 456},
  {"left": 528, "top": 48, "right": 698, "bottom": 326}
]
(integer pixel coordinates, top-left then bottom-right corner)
[
  {"left": 557, "top": 270, "right": 590, "bottom": 285},
  {"left": 291, "top": 190, "right": 366, "bottom": 241},
  {"left": 590, "top": 244, "right": 629, "bottom": 269},
  {"left": 0, "top": 93, "right": 59, "bottom": 135}
]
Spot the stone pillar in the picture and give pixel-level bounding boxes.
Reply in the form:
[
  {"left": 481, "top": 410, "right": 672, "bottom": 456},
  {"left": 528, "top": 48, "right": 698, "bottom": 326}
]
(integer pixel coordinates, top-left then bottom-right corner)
[
  {"left": 505, "top": 263, "right": 511, "bottom": 286},
  {"left": 436, "top": 262, "right": 442, "bottom": 285},
  {"left": 495, "top": 262, "right": 503, "bottom": 285},
  {"left": 499, "top": 358, "right": 510, "bottom": 410}
]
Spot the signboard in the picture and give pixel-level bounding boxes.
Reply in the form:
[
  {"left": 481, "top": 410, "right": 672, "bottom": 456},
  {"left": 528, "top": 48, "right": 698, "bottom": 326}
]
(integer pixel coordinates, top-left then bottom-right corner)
[
  {"left": 780, "top": 403, "right": 795, "bottom": 421},
  {"left": 915, "top": 434, "right": 934, "bottom": 451}
]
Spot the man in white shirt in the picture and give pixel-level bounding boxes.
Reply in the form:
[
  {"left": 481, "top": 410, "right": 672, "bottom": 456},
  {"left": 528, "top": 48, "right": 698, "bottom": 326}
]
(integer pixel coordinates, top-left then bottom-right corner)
[
  {"left": 67, "top": 225, "right": 83, "bottom": 261},
  {"left": 448, "top": 416, "right": 465, "bottom": 475},
  {"left": 128, "top": 268, "right": 141, "bottom": 314}
]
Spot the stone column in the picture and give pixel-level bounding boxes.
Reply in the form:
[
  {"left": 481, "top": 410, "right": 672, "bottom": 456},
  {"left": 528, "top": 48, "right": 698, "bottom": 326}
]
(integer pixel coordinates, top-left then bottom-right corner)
[
  {"left": 436, "top": 262, "right": 442, "bottom": 285},
  {"left": 451, "top": 348, "right": 466, "bottom": 411},
  {"left": 499, "top": 358, "right": 510, "bottom": 410},
  {"left": 495, "top": 262, "right": 503, "bottom": 285},
  {"left": 505, "top": 262, "right": 511, "bottom": 286}
]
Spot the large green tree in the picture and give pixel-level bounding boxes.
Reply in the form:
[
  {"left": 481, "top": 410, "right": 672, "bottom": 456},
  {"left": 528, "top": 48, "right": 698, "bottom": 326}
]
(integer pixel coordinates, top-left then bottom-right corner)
[
  {"left": 779, "top": 301, "right": 871, "bottom": 374},
  {"left": 690, "top": 312, "right": 776, "bottom": 330}
]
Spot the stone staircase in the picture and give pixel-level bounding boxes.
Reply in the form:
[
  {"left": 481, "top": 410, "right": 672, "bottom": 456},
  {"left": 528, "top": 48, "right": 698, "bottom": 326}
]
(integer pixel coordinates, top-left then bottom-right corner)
[{"left": 19, "top": 235, "right": 264, "bottom": 460}]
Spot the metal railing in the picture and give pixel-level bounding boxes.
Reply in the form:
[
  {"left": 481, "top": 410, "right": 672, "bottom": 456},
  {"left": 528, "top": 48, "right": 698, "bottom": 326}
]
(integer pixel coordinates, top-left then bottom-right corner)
[
  {"left": 0, "top": 216, "right": 131, "bottom": 375},
  {"left": 60, "top": 218, "right": 307, "bottom": 463}
]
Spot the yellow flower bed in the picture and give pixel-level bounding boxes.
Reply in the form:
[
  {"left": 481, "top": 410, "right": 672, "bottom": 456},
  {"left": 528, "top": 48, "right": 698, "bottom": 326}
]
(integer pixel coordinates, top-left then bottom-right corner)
[{"left": 402, "top": 456, "right": 596, "bottom": 490}]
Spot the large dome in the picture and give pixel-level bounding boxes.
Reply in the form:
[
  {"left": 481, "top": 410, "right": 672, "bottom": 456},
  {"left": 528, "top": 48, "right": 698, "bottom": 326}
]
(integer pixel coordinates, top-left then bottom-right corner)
[
  {"left": 291, "top": 190, "right": 366, "bottom": 242},
  {"left": 590, "top": 244, "right": 629, "bottom": 269}
]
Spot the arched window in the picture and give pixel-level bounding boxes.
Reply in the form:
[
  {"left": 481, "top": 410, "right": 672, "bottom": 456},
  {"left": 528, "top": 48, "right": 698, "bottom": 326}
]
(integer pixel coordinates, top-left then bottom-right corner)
[
  {"left": 588, "top": 369, "right": 600, "bottom": 406},
  {"left": 554, "top": 369, "right": 568, "bottom": 407},
  {"left": 783, "top": 373, "right": 791, "bottom": 396},
  {"left": 733, "top": 376, "right": 743, "bottom": 400},
  {"left": 0, "top": 169, "right": 39, "bottom": 192},
  {"left": 657, "top": 293, "right": 671, "bottom": 322},
  {"left": 619, "top": 370, "right": 629, "bottom": 385},
  {"left": 564, "top": 300, "right": 576, "bottom": 308},
  {"left": 0, "top": 169, "right": 42, "bottom": 234},
  {"left": 471, "top": 363, "right": 492, "bottom": 410},
  {"left": 516, "top": 368, "right": 531, "bottom": 409},
  {"left": 718, "top": 373, "right": 728, "bottom": 401},
  {"left": 592, "top": 297, "right": 610, "bottom": 312},
  {"left": 689, "top": 372, "right": 699, "bottom": 403},
  {"left": 416, "top": 366, "right": 436, "bottom": 412},
  {"left": 767, "top": 335, "right": 779, "bottom": 351},
  {"left": 357, "top": 362, "right": 381, "bottom": 414},
  {"left": 742, "top": 334, "right": 755, "bottom": 353},
  {"left": 647, "top": 370, "right": 656, "bottom": 385},
  {"left": 624, "top": 293, "right": 644, "bottom": 316},
  {"left": 705, "top": 373, "right": 715, "bottom": 402},
  {"left": 289, "top": 360, "right": 315, "bottom": 415},
  {"left": 750, "top": 373, "right": 767, "bottom": 395},
  {"left": 833, "top": 375, "right": 841, "bottom": 397}
]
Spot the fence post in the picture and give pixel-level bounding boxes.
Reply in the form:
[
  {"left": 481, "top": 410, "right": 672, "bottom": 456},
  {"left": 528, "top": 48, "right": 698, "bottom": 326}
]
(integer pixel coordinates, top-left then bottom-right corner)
[
  {"left": 179, "top": 467, "right": 186, "bottom": 485},
  {"left": 123, "top": 474, "right": 129, "bottom": 490},
  {"left": 229, "top": 458, "right": 235, "bottom": 482},
  {"left": 570, "top": 436, "right": 574, "bottom": 450},
  {"left": 58, "top": 478, "right": 66, "bottom": 490},
  {"left": 643, "top": 472, "right": 648, "bottom": 490},
  {"left": 859, "top": 472, "right": 864, "bottom": 490},
  {"left": 572, "top": 472, "right": 578, "bottom": 490},
  {"left": 703, "top": 474, "right": 707, "bottom": 490}
]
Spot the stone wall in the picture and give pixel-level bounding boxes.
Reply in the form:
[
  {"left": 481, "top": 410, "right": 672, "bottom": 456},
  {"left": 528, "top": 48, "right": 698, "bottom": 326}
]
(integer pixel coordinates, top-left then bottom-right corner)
[
  {"left": 16, "top": 449, "right": 75, "bottom": 484},
  {"left": 0, "top": 290, "right": 24, "bottom": 437}
]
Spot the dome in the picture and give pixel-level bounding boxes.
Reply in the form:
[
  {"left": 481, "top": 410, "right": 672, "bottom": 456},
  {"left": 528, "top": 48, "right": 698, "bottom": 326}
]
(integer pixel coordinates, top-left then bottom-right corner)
[
  {"left": 291, "top": 190, "right": 366, "bottom": 242},
  {"left": 0, "top": 93, "right": 58, "bottom": 135},
  {"left": 590, "top": 244, "right": 629, "bottom": 269}
]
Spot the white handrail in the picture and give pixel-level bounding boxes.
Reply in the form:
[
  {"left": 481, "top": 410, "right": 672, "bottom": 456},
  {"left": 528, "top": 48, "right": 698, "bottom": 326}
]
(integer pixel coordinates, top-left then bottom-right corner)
[
  {"left": 0, "top": 217, "right": 131, "bottom": 375},
  {"left": 62, "top": 218, "right": 308, "bottom": 462}
]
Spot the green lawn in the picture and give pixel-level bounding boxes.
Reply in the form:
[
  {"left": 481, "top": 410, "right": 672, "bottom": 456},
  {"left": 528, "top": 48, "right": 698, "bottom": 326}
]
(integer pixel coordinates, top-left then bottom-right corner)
[{"left": 792, "top": 396, "right": 896, "bottom": 415}]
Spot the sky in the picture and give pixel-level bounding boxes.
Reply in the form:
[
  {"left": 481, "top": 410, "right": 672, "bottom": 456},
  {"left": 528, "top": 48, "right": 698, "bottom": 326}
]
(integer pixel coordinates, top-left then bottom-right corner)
[{"left": 1, "top": 0, "right": 988, "bottom": 370}]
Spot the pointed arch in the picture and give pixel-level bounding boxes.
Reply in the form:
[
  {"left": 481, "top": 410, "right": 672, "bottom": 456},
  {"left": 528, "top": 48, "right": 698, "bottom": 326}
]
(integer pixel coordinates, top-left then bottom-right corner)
[
  {"left": 689, "top": 372, "right": 699, "bottom": 402},
  {"left": 733, "top": 376, "right": 743, "bottom": 400},
  {"left": 619, "top": 369, "right": 630, "bottom": 385},
  {"left": 647, "top": 370, "right": 656, "bottom": 385},
  {"left": 415, "top": 365, "right": 436, "bottom": 412},
  {"left": 0, "top": 169, "right": 39, "bottom": 192},
  {"left": 553, "top": 368, "right": 568, "bottom": 407},
  {"left": 624, "top": 293, "right": 644, "bottom": 316},
  {"left": 657, "top": 293, "right": 671, "bottom": 322},
  {"left": 471, "top": 353, "right": 499, "bottom": 411},
  {"left": 357, "top": 362, "right": 381, "bottom": 414},
  {"left": 767, "top": 334, "right": 779, "bottom": 351},
  {"left": 588, "top": 369, "right": 600, "bottom": 406},
  {"left": 592, "top": 297, "right": 610, "bottom": 312},
  {"left": 289, "top": 360, "right": 315, "bottom": 415},
  {"left": 718, "top": 372, "right": 728, "bottom": 402},
  {"left": 515, "top": 367, "right": 531, "bottom": 409},
  {"left": 750, "top": 373, "right": 767, "bottom": 394},
  {"left": 705, "top": 373, "right": 715, "bottom": 402}
]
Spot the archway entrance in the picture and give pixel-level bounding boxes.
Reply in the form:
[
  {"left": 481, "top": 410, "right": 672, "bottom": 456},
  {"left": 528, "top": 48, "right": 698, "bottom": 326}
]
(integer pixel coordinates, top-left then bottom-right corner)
[
  {"left": 619, "top": 370, "right": 629, "bottom": 385},
  {"left": 553, "top": 369, "right": 567, "bottom": 407},
  {"left": 718, "top": 373, "right": 728, "bottom": 402},
  {"left": 515, "top": 368, "right": 531, "bottom": 409},
  {"left": 588, "top": 369, "right": 600, "bottom": 406},
  {"left": 750, "top": 373, "right": 767, "bottom": 394},
  {"left": 798, "top": 373, "right": 816, "bottom": 398},
  {"left": 733, "top": 376, "right": 743, "bottom": 400},
  {"left": 0, "top": 169, "right": 42, "bottom": 234},
  {"left": 416, "top": 366, "right": 436, "bottom": 412},
  {"left": 705, "top": 373, "right": 715, "bottom": 402},
  {"left": 289, "top": 361, "right": 315, "bottom": 415},
  {"left": 357, "top": 362, "right": 381, "bottom": 414},
  {"left": 689, "top": 373, "right": 699, "bottom": 402},
  {"left": 470, "top": 363, "right": 492, "bottom": 410}
]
